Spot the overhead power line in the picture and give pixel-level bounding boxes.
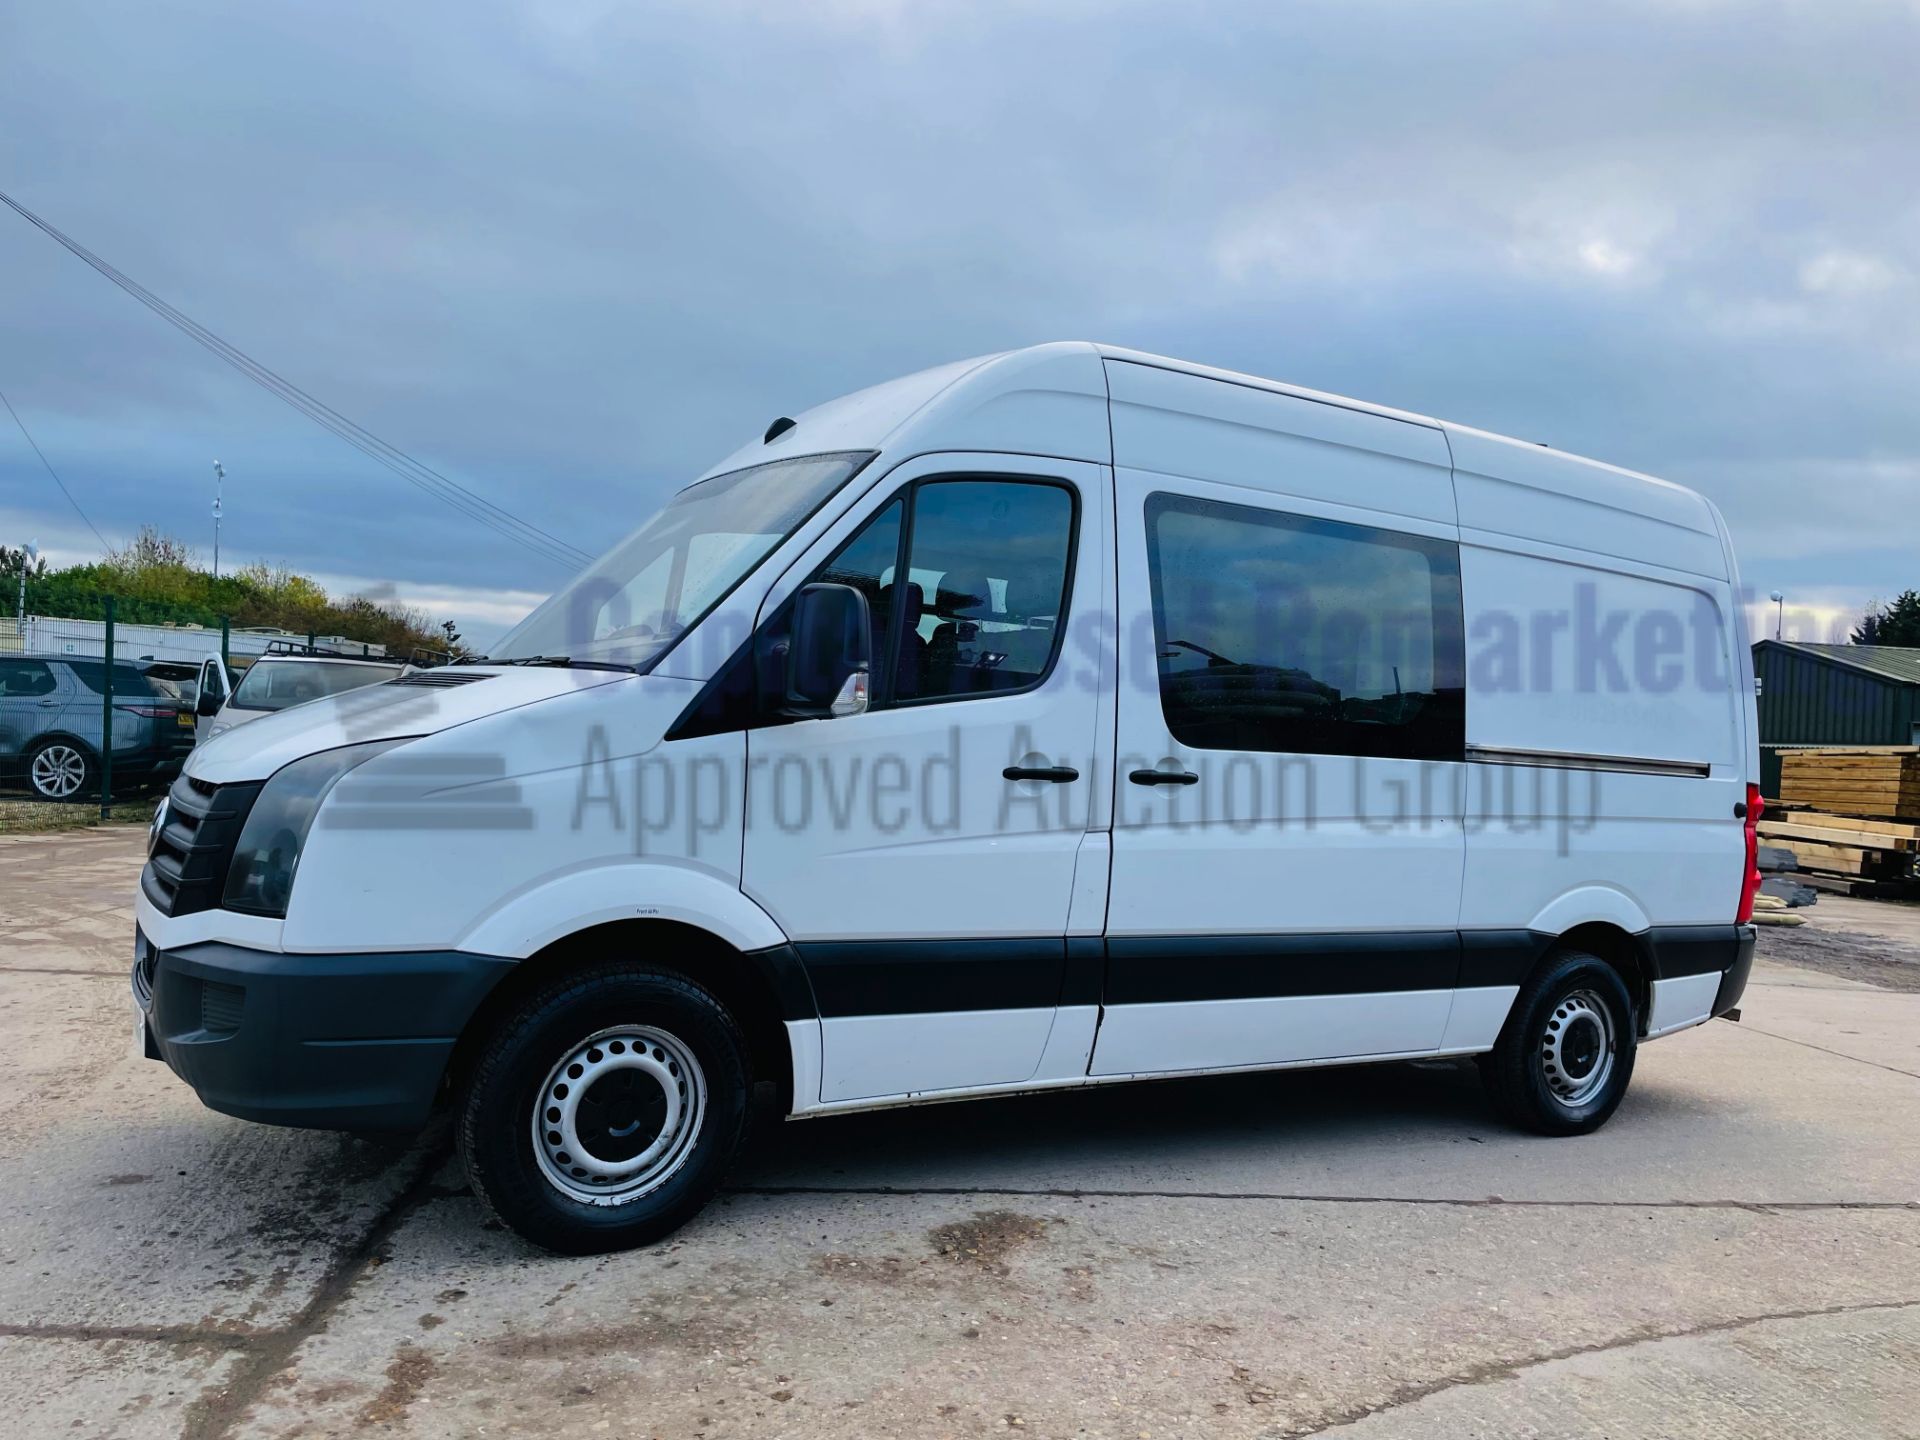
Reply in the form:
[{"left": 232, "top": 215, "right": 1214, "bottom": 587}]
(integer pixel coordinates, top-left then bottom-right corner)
[
  {"left": 0, "top": 383, "right": 110, "bottom": 551},
  {"left": 0, "top": 188, "right": 592, "bottom": 572}
]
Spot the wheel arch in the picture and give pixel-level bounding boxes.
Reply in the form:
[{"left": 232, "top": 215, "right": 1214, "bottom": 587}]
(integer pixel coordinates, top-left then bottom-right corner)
[
  {"left": 447, "top": 918, "right": 811, "bottom": 1114},
  {"left": 1540, "top": 921, "right": 1652, "bottom": 1038},
  {"left": 453, "top": 862, "right": 790, "bottom": 958},
  {"left": 25, "top": 729, "right": 100, "bottom": 758},
  {"left": 1520, "top": 888, "right": 1655, "bottom": 1037}
]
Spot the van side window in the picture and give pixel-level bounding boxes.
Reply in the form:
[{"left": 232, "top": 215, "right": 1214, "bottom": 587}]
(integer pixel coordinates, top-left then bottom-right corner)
[
  {"left": 894, "top": 480, "right": 1075, "bottom": 703},
  {"left": 1144, "top": 493, "right": 1464, "bottom": 760}
]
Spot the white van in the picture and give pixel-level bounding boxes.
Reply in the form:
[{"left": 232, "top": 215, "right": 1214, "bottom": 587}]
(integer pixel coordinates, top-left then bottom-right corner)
[
  {"left": 190, "top": 648, "right": 410, "bottom": 746},
  {"left": 134, "top": 344, "right": 1761, "bottom": 1254}
]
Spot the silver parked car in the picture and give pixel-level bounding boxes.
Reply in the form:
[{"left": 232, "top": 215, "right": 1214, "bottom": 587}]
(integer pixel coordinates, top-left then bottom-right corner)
[{"left": 0, "top": 655, "right": 195, "bottom": 801}]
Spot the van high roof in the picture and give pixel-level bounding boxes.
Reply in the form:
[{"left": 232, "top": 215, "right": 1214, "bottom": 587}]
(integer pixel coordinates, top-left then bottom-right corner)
[{"left": 700, "top": 341, "right": 1728, "bottom": 580}]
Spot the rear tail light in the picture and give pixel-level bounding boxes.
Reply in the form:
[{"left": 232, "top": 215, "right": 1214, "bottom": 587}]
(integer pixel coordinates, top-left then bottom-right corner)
[
  {"left": 1736, "top": 783, "right": 1764, "bottom": 924},
  {"left": 122, "top": 705, "right": 176, "bottom": 718}
]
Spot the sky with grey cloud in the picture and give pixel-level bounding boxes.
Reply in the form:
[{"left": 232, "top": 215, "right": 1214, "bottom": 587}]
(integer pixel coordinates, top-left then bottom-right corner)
[{"left": 3, "top": 0, "right": 1916, "bottom": 646}]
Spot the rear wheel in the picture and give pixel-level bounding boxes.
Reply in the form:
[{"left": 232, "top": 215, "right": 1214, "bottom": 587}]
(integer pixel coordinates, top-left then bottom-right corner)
[
  {"left": 457, "top": 964, "right": 750, "bottom": 1254},
  {"left": 1481, "top": 951, "right": 1636, "bottom": 1135},
  {"left": 26, "top": 740, "right": 93, "bottom": 802}
]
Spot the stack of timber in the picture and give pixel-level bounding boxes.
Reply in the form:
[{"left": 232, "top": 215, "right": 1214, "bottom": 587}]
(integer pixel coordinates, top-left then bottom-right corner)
[
  {"left": 1778, "top": 748, "right": 1920, "bottom": 821},
  {"left": 1764, "top": 749, "right": 1920, "bottom": 897}
]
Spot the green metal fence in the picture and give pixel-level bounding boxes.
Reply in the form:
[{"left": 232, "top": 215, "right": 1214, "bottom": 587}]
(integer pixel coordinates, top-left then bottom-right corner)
[
  {"left": 99, "top": 596, "right": 115, "bottom": 818},
  {"left": 6, "top": 606, "right": 397, "bottom": 813}
]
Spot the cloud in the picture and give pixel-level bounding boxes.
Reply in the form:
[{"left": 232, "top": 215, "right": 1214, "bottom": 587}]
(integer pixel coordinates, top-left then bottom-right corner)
[
  {"left": 1800, "top": 249, "right": 1910, "bottom": 297},
  {"left": 305, "top": 572, "right": 546, "bottom": 649},
  {"left": 1680, "top": 456, "right": 1920, "bottom": 562},
  {"left": 2, "top": 0, "right": 1918, "bottom": 624}
]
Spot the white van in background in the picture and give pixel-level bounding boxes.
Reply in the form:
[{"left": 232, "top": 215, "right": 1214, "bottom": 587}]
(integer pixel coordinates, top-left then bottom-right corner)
[
  {"left": 134, "top": 344, "right": 1760, "bottom": 1254},
  {"left": 191, "top": 647, "right": 410, "bottom": 745}
]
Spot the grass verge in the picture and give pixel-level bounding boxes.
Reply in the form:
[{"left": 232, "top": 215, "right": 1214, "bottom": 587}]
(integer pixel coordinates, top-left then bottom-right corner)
[{"left": 0, "top": 795, "right": 159, "bottom": 836}]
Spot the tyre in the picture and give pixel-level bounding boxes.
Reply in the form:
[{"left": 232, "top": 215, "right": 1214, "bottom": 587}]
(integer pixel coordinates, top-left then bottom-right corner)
[
  {"left": 457, "top": 963, "right": 751, "bottom": 1254},
  {"left": 1480, "top": 950, "right": 1636, "bottom": 1136},
  {"left": 26, "top": 740, "right": 94, "bottom": 802}
]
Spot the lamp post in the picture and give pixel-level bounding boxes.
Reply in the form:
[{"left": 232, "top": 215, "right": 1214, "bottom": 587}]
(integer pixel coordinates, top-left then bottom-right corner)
[
  {"left": 1768, "top": 590, "right": 1785, "bottom": 641},
  {"left": 15, "top": 538, "right": 34, "bottom": 621},
  {"left": 212, "top": 461, "right": 225, "bottom": 579}
]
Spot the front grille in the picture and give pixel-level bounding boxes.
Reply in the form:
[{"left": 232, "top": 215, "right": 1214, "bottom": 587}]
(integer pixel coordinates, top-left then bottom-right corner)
[
  {"left": 390, "top": 670, "right": 491, "bottom": 689},
  {"left": 141, "top": 774, "right": 263, "bottom": 917}
]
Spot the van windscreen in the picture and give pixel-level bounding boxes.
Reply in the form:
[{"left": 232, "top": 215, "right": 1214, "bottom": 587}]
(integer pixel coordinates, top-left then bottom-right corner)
[{"left": 484, "top": 451, "right": 874, "bottom": 671}]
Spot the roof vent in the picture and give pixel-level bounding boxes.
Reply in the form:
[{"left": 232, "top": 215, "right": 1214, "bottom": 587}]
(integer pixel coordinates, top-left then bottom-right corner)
[{"left": 763, "top": 416, "right": 796, "bottom": 444}]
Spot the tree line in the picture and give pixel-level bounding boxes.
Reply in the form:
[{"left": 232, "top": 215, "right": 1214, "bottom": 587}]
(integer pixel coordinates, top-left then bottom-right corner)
[
  {"left": 3, "top": 528, "right": 464, "bottom": 656},
  {"left": 1852, "top": 591, "right": 1920, "bottom": 648}
]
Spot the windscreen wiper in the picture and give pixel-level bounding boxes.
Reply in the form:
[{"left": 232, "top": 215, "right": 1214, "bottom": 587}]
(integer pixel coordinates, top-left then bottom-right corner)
[
  {"left": 521, "top": 655, "right": 639, "bottom": 672},
  {"left": 468, "top": 655, "right": 640, "bottom": 672}
]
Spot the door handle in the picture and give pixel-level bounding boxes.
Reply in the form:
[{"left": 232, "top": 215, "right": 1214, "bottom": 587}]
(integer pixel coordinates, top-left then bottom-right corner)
[
  {"left": 1128, "top": 768, "right": 1199, "bottom": 786},
  {"left": 38, "top": 698, "right": 62, "bottom": 708},
  {"left": 1003, "top": 765, "right": 1079, "bottom": 784}
]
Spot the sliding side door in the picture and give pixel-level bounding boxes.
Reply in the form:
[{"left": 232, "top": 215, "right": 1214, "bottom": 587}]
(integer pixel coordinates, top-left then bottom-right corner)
[{"left": 1092, "top": 362, "right": 1468, "bottom": 1076}]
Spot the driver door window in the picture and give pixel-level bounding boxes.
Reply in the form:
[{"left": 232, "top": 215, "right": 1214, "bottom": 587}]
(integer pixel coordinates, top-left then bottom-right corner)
[
  {"left": 671, "top": 480, "right": 1078, "bottom": 738},
  {"left": 894, "top": 480, "right": 1075, "bottom": 703},
  {"left": 787, "top": 476, "right": 1077, "bottom": 713}
]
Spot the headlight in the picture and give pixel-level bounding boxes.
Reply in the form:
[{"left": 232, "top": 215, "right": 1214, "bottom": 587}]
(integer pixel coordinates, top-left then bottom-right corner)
[{"left": 223, "top": 740, "right": 407, "bottom": 917}]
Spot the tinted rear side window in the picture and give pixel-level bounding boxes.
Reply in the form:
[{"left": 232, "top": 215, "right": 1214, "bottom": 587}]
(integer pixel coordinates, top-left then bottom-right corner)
[
  {"left": 62, "top": 660, "right": 166, "bottom": 698},
  {"left": 1145, "top": 493, "right": 1464, "bottom": 760},
  {"left": 0, "top": 660, "right": 58, "bottom": 697}
]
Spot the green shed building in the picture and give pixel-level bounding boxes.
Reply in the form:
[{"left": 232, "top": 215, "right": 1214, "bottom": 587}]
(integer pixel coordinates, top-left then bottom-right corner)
[{"left": 1752, "top": 640, "right": 1920, "bottom": 799}]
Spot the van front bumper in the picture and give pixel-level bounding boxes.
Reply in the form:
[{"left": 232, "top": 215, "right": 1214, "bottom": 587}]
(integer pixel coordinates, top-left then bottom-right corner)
[{"left": 134, "top": 928, "right": 515, "bottom": 1131}]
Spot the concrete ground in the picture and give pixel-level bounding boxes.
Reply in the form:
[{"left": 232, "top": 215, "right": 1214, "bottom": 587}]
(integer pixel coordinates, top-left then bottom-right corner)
[{"left": 2, "top": 829, "right": 1918, "bottom": 1439}]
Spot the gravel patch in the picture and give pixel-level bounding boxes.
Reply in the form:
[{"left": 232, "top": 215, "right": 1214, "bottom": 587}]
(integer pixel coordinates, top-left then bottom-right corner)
[{"left": 1755, "top": 922, "right": 1920, "bottom": 993}]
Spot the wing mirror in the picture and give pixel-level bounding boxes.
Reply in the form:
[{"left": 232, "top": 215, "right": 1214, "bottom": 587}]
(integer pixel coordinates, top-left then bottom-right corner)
[
  {"left": 783, "top": 583, "right": 871, "bottom": 719},
  {"left": 196, "top": 689, "right": 224, "bottom": 717}
]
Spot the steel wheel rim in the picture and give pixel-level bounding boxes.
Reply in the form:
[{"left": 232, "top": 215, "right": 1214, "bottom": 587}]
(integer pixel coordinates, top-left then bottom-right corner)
[
  {"left": 531, "top": 1025, "right": 707, "bottom": 1207},
  {"left": 1540, "top": 987, "right": 1616, "bottom": 1107},
  {"left": 30, "top": 745, "right": 85, "bottom": 799}
]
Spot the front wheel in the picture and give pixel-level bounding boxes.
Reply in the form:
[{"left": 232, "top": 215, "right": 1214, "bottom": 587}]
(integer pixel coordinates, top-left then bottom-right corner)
[
  {"left": 1480, "top": 951, "right": 1637, "bottom": 1136},
  {"left": 457, "top": 964, "right": 750, "bottom": 1254}
]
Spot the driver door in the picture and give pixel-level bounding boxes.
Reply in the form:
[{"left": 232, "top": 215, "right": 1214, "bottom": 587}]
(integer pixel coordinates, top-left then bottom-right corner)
[
  {"left": 740, "top": 454, "right": 1111, "bottom": 1103},
  {"left": 193, "top": 653, "right": 229, "bottom": 738}
]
